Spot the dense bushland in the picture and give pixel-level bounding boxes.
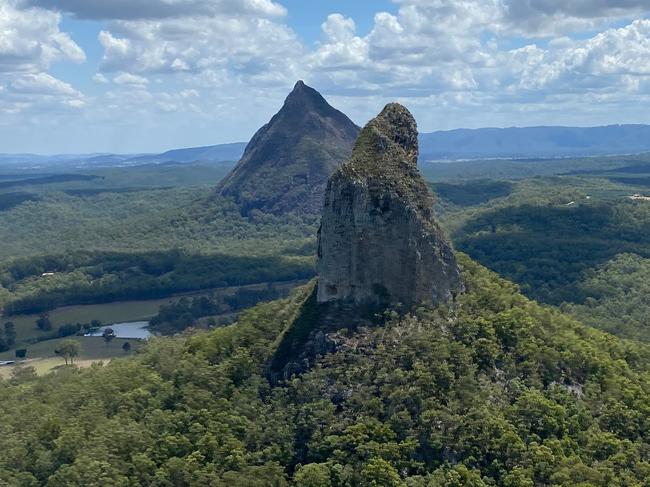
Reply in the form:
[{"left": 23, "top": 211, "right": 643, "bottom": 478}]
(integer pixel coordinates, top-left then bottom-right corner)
[{"left": 1, "top": 257, "right": 649, "bottom": 486}]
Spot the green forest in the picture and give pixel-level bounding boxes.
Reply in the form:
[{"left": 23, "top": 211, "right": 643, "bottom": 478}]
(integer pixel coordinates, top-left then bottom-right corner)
[
  {"left": 1, "top": 250, "right": 312, "bottom": 315},
  {"left": 2, "top": 158, "right": 650, "bottom": 359},
  {"left": 5, "top": 8, "right": 650, "bottom": 485},
  {"left": 0, "top": 148, "right": 649, "bottom": 486},
  {"left": 436, "top": 175, "right": 650, "bottom": 342},
  {"left": 1, "top": 257, "right": 649, "bottom": 485},
  {"left": 0, "top": 164, "right": 318, "bottom": 318}
]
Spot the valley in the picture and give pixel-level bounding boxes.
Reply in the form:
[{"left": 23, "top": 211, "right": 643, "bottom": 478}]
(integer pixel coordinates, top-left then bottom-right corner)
[
  {"left": 1, "top": 82, "right": 650, "bottom": 486},
  {"left": 2, "top": 150, "right": 650, "bottom": 373},
  {"left": 4, "top": 0, "right": 650, "bottom": 482}
]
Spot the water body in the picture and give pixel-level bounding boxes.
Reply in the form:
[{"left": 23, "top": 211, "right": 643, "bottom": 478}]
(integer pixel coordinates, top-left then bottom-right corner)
[{"left": 84, "top": 321, "right": 151, "bottom": 339}]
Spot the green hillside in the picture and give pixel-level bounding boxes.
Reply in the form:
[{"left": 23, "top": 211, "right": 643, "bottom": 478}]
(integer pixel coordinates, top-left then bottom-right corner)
[{"left": 1, "top": 255, "right": 649, "bottom": 486}]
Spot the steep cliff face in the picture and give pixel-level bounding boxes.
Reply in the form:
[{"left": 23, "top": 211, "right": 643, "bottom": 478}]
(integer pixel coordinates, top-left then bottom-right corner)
[
  {"left": 316, "top": 103, "right": 463, "bottom": 309},
  {"left": 270, "top": 104, "right": 464, "bottom": 378},
  {"left": 216, "top": 81, "right": 359, "bottom": 215}
]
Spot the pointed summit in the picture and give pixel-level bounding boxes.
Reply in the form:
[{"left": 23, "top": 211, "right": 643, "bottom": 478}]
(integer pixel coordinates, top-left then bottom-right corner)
[
  {"left": 317, "top": 103, "right": 463, "bottom": 308},
  {"left": 287, "top": 80, "right": 309, "bottom": 97},
  {"left": 216, "top": 81, "right": 360, "bottom": 215}
]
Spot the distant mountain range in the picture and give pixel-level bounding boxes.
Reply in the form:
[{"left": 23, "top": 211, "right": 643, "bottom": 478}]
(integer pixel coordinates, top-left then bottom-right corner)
[
  {"left": 125, "top": 143, "right": 247, "bottom": 165},
  {"left": 418, "top": 124, "right": 650, "bottom": 160},
  {"left": 3, "top": 124, "right": 650, "bottom": 169},
  {"left": 0, "top": 142, "right": 247, "bottom": 169}
]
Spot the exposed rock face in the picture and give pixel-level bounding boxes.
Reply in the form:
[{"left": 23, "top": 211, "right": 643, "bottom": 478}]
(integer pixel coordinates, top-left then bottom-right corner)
[
  {"left": 316, "top": 103, "right": 463, "bottom": 309},
  {"left": 216, "top": 81, "right": 360, "bottom": 215},
  {"left": 269, "top": 103, "right": 463, "bottom": 380}
]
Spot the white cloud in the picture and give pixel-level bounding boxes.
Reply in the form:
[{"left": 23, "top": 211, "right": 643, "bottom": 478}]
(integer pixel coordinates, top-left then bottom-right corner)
[
  {"left": 299, "top": 0, "right": 650, "bottom": 136},
  {"left": 113, "top": 72, "right": 149, "bottom": 85},
  {"left": 0, "top": 72, "right": 85, "bottom": 123},
  {"left": 96, "top": 14, "right": 304, "bottom": 94},
  {"left": 322, "top": 13, "right": 356, "bottom": 42},
  {"left": 502, "top": 19, "right": 650, "bottom": 97},
  {"left": 9, "top": 72, "right": 80, "bottom": 96},
  {"left": 309, "top": 3, "right": 497, "bottom": 96},
  {"left": 578, "top": 19, "right": 650, "bottom": 76},
  {"left": 502, "top": 0, "right": 650, "bottom": 35},
  {"left": 311, "top": 14, "right": 368, "bottom": 70},
  {"left": 4, "top": 0, "right": 650, "bottom": 152},
  {"left": 0, "top": 0, "right": 85, "bottom": 73},
  {"left": 20, "top": 0, "right": 286, "bottom": 20},
  {"left": 0, "top": 0, "right": 85, "bottom": 119},
  {"left": 309, "top": 2, "right": 650, "bottom": 98},
  {"left": 92, "top": 73, "right": 109, "bottom": 83}
]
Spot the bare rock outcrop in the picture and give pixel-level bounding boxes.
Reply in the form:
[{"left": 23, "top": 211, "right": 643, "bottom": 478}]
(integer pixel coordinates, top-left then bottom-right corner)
[
  {"left": 269, "top": 104, "right": 463, "bottom": 379},
  {"left": 316, "top": 103, "right": 463, "bottom": 309}
]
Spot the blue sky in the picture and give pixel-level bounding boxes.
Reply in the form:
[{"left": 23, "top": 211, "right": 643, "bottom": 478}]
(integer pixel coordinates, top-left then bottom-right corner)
[{"left": 1, "top": 0, "right": 650, "bottom": 154}]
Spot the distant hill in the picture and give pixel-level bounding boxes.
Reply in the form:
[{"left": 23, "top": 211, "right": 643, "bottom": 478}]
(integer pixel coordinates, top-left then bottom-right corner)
[
  {"left": 0, "top": 143, "right": 246, "bottom": 169},
  {"left": 418, "top": 124, "right": 650, "bottom": 160},
  {"left": 5, "top": 124, "right": 650, "bottom": 170},
  {"left": 216, "top": 80, "right": 360, "bottom": 215},
  {"left": 0, "top": 153, "right": 134, "bottom": 167},
  {"left": 126, "top": 143, "right": 247, "bottom": 165}
]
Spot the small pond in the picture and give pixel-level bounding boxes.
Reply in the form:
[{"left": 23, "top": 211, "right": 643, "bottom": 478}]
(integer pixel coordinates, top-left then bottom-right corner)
[{"left": 84, "top": 321, "right": 151, "bottom": 339}]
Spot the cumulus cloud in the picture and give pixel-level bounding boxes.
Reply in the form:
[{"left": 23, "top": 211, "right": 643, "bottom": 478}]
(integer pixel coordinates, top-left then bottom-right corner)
[
  {"left": 4, "top": 0, "right": 650, "bottom": 152},
  {"left": 0, "top": 72, "right": 85, "bottom": 120},
  {"left": 312, "top": 14, "right": 368, "bottom": 70},
  {"left": 9, "top": 72, "right": 80, "bottom": 96},
  {"left": 500, "top": 19, "right": 650, "bottom": 102},
  {"left": 0, "top": 0, "right": 85, "bottom": 119},
  {"left": 0, "top": 0, "right": 85, "bottom": 73},
  {"left": 92, "top": 73, "right": 109, "bottom": 84},
  {"left": 96, "top": 15, "right": 304, "bottom": 92},
  {"left": 577, "top": 19, "right": 650, "bottom": 76},
  {"left": 19, "top": 0, "right": 286, "bottom": 20},
  {"left": 502, "top": 0, "right": 650, "bottom": 35},
  {"left": 302, "top": 0, "right": 650, "bottom": 135},
  {"left": 309, "top": 3, "right": 497, "bottom": 96},
  {"left": 113, "top": 72, "right": 149, "bottom": 85}
]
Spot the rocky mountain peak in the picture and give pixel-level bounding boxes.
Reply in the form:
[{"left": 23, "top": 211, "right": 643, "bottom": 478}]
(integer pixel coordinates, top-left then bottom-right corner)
[
  {"left": 317, "top": 103, "right": 464, "bottom": 309},
  {"left": 284, "top": 80, "right": 319, "bottom": 103},
  {"left": 365, "top": 102, "right": 419, "bottom": 165},
  {"left": 215, "top": 81, "right": 359, "bottom": 215},
  {"left": 273, "top": 80, "right": 338, "bottom": 124},
  {"left": 269, "top": 103, "right": 464, "bottom": 378}
]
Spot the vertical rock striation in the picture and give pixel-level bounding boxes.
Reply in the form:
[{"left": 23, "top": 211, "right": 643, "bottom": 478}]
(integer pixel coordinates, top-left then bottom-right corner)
[{"left": 317, "top": 103, "right": 463, "bottom": 309}]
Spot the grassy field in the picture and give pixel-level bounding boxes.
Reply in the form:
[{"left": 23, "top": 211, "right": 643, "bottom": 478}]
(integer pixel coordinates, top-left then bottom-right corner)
[
  {"left": 0, "top": 336, "right": 142, "bottom": 378},
  {"left": 3, "top": 281, "right": 304, "bottom": 345},
  {"left": 4, "top": 295, "right": 188, "bottom": 344},
  {"left": 0, "top": 280, "right": 306, "bottom": 368},
  {"left": 0, "top": 294, "right": 198, "bottom": 371}
]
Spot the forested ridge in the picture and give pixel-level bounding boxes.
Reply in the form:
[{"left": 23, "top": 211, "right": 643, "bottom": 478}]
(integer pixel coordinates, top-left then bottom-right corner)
[
  {"left": 434, "top": 177, "right": 650, "bottom": 342},
  {"left": 0, "top": 250, "right": 313, "bottom": 315},
  {"left": 1, "top": 256, "right": 649, "bottom": 486},
  {"left": 0, "top": 189, "right": 317, "bottom": 315},
  {"left": 0, "top": 188, "right": 317, "bottom": 260},
  {"left": 455, "top": 200, "right": 650, "bottom": 303},
  {"left": 561, "top": 254, "right": 650, "bottom": 342}
]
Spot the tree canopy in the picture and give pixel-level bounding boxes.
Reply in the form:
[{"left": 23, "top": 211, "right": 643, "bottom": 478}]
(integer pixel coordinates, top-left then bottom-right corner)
[{"left": 0, "top": 256, "right": 648, "bottom": 486}]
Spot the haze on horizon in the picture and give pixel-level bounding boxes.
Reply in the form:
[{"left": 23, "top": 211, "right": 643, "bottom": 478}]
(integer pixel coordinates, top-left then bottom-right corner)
[{"left": 1, "top": 0, "right": 650, "bottom": 154}]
